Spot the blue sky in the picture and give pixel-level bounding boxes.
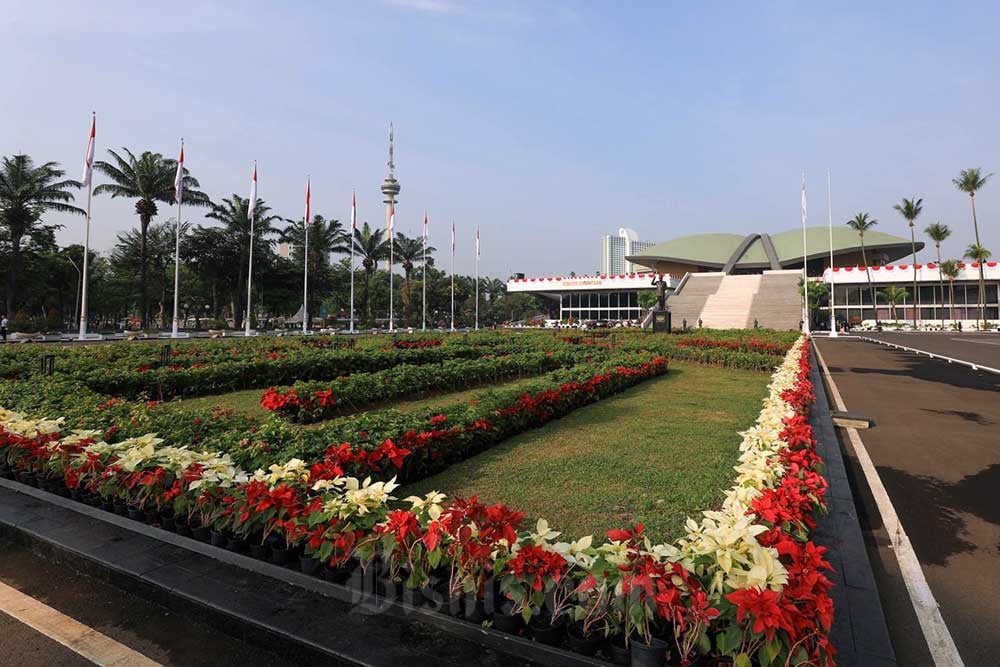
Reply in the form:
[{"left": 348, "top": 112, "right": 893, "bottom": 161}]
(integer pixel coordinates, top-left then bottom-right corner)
[{"left": 3, "top": 0, "right": 998, "bottom": 277}]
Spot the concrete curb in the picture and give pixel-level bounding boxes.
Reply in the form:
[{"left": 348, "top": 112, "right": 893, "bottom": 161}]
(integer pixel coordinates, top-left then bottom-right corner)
[{"left": 809, "top": 341, "right": 896, "bottom": 666}]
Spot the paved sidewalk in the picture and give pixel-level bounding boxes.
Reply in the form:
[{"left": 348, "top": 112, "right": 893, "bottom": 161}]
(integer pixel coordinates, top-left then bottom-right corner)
[{"left": 815, "top": 337, "right": 1000, "bottom": 666}]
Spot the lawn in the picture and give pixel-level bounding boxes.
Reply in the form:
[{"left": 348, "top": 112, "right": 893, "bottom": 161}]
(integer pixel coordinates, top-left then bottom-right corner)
[{"left": 401, "top": 361, "right": 771, "bottom": 543}]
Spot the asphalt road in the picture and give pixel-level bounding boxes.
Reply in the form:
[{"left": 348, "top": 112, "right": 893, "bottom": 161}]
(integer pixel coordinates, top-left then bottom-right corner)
[
  {"left": 861, "top": 331, "right": 1000, "bottom": 370},
  {"left": 0, "top": 541, "right": 297, "bottom": 667},
  {"left": 815, "top": 337, "right": 1000, "bottom": 666}
]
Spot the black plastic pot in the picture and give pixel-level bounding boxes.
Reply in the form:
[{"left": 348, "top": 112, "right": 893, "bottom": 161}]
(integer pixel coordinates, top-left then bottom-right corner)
[
  {"left": 18, "top": 470, "right": 36, "bottom": 486},
  {"left": 299, "top": 555, "right": 320, "bottom": 575},
  {"left": 566, "top": 624, "right": 604, "bottom": 657},
  {"left": 529, "top": 616, "right": 566, "bottom": 646},
  {"left": 249, "top": 542, "right": 268, "bottom": 560},
  {"left": 607, "top": 639, "right": 630, "bottom": 667},
  {"left": 100, "top": 500, "right": 114, "bottom": 513},
  {"left": 464, "top": 598, "right": 487, "bottom": 624},
  {"left": 210, "top": 530, "right": 228, "bottom": 548},
  {"left": 192, "top": 525, "right": 211, "bottom": 542},
  {"left": 127, "top": 505, "right": 144, "bottom": 521},
  {"left": 69, "top": 488, "right": 82, "bottom": 502},
  {"left": 492, "top": 611, "right": 524, "bottom": 635},
  {"left": 160, "top": 515, "right": 176, "bottom": 532},
  {"left": 270, "top": 544, "right": 291, "bottom": 565},
  {"left": 443, "top": 594, "right": 463, "bottom": 617},
  {"left": 630, "top": 637, "right": 669, "bottom": 667},
  {"left": 0, "top": 465, "right": 11, "bottom": 479},
  {"left": 226, "top": 536, "right": 247, "bottom": 553}
]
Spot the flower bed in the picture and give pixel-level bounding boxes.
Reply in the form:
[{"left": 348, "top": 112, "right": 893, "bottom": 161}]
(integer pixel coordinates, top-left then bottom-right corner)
[
  {"left": 260, "top": 351, "right": 584, "bottom": 423},
  {"left": 0, "top": 336, "right": 832, "bottom": 666}
]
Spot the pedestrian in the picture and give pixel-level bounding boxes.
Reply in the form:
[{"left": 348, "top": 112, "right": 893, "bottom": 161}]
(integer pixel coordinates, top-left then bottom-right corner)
[{"left": 1, "top": 316, "right": 8, "bottom": 343}]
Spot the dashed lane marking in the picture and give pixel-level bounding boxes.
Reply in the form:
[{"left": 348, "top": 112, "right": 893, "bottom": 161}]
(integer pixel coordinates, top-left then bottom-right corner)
[{"left": 0, "top": 580, "right": 162, "bottom": 667}]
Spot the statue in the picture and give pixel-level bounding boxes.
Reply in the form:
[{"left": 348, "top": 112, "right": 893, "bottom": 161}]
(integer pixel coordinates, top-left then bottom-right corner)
[{"left": 650, "top": 274, "right": 667, "bottom": 311}]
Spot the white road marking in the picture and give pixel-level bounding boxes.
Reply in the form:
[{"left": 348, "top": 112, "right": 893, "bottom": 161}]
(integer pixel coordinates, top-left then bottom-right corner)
[
  {"left": 859, "top": 336, "right": 1000, "bottom": 375},
  {"left": 814, "top": 342, "right": 965, "bottom": 667},
  {"left": 950, "top": 337, "right": 1000, "bottom": 346},
  {"left": 0, "top": 580, "right": 162, "bottom": 667}
]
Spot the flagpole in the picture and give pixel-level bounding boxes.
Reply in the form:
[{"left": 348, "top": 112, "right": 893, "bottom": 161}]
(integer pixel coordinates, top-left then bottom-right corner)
[
  {"left": 350, "top": 191, "right": 356, "bottom": 333},
  {"left": 801, "top": 173, "right": 810, "bottom": 335},
  {"left": 475, "top": 226, "right": 480, "bottom": 331},
  {"left": 827, "top": 169, "right": 836, "bottom": 337},
  {"left": 78, "top": 112, "right": 95, "bottom": 341},
  {"left": 171, "top": 139, "right": 184, "bottom": 338},
  {"left": 450, "top": 222, "right": 455, "bottom": 331},
  {"left": 245, "top": 162, "right": 256, "bottom": 337},
  {"left": 302, "top": 177, "right": 310, "bottom": 334},
  {"left": 422, "top": 212, "right": 427, "bottom": 331}
]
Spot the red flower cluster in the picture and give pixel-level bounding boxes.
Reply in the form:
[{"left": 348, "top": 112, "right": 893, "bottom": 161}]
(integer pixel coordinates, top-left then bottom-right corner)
[
  {"left": 677, "top": 337, "right": 790, "bottom": 356},
  {"left": 505, "top": 544, "right": 568, "bottom": 592},
  {"left": 391, "top": 338, "right": 443, "bottom": 349}
]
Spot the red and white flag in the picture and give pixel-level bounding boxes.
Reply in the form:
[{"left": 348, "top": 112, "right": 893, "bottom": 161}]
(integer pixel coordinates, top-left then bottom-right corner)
[
  {"left": 247, "top": 162, "right": 257, "bottom": 217},
  {"left": 451, "top": 222, "right": 455, "bottom": 253},
  {"left": 173, "top": 140, "right": 184, "bottom": 204},
  {"left": 476, "top": 226, "right": 480, "bottom": 259},
  {"left": 388, "top": 202, "right": 395, "bottom": 233},
  {"left": 304, "top": 177, "right": 311, "bottom": 223},
  {"left": 81, "top": 114, "right": 95, "bottom": 187},
  {"left": 351, "top": 191, "right": 357, "bottom": 232},
  {"left": 423, "top": 211, "right": 428, "bottom": 244}
]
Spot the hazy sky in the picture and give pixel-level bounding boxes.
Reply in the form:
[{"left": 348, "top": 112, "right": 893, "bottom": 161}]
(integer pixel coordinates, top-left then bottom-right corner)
[{"left": 3, "top": 0, "right": 998, "bottom": 277}]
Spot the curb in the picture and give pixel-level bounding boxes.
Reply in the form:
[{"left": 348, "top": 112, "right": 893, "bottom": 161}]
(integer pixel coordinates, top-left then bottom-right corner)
[
  {"left": 808, "top": 341, "right": 896, "bottom": 666},
  {"left": 0, "top": 479, "right": 608, "bottom": 667}
]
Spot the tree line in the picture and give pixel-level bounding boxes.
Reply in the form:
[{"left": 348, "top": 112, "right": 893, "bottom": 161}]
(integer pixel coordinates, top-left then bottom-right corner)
[{"left": 0, "top": 151, "right": 540, "bottom": 331}]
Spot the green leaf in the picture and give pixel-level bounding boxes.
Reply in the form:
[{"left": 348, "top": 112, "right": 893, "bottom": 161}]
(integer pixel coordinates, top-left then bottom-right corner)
[
  {"left": 716, "top": 625, "right": 742, "bottom": 655},
  {"left": 734, "top": 654, "right": 752, "bottom": 667},
  {"left": 427, "top": 549, "right": 441, "bottom": 569}
]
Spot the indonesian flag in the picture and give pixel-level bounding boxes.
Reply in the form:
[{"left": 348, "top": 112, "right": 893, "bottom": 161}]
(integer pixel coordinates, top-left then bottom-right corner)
[
  {"left": 173, "top": 140, "right": 184, "bottom": 205},
  {"left": 423, "top": 211, "right": 428, "bottom": 245},
  {"left": 451, "top": 222, "right": 455, "bottom": 253},
  {"left": 304, "top": 177, "right": 311, "bottom": 223},
  {"left": 81, "top": 115, "right": 95, "bottom": 186},
  {"left": 248, "top": 162, "right": 257, "bottom": 217},
  {"left": 389, "top": 202, "right": 395, "bottom": 233},
  {"left": 351, "top": 191, "right": 357, "bottom": 232},
  {"left": 476, "top": 226, "right": 480, "bottom": 259}
]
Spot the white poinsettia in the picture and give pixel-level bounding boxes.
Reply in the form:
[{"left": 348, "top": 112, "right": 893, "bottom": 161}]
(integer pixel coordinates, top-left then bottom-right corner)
[
  {"left": 530, "top": 518, "right": 561, "bottom": 545},
  {"left": 405, "top": 490, "right": 447, "bottom": 520}
]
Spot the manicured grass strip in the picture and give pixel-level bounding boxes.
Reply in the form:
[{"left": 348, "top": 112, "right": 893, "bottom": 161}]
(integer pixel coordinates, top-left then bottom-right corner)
[
  {"left": 400, "top": 361, "right": 770, "bottom": 543},
  {"left": 168, "top": 389, "right": 269, "bottom": 419}
]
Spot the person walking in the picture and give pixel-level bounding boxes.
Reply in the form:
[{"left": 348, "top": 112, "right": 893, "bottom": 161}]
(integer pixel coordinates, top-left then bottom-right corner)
[{"left": 1, "top": 316, "right": 8, "bottom": 343}]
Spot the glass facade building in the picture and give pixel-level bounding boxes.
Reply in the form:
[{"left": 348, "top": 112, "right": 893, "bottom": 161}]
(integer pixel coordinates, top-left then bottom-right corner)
[{"left": 559, "top": 290, "right": 643, "bottom": 321}]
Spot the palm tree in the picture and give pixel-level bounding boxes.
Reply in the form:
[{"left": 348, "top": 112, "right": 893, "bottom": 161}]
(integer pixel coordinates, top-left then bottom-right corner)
[
  {"left": 281, "top": 215, "right": 350, "bottom": 324},
  {"left": 846, "top": 213, "right": 879, "bottom": 323},
  {"left": 893, "top": 197, "right": 923, "bottom": 328},
  {"left": 0, "top": 155, "right": 84, "bottom": 317},
  {"left": 964, "top": 243, "right": 993, "bottom": 329},
  {"left": 953, "top": 168, "right": 992, "bottom": 330},
  {"left": 939, "top": 259, "right": 960, "bottom": 327},
  {"left": 879, "top": 286, "right": 910, "bottom": 324},
  {"left": 351, "top": 222, "right": 391, "bottom": 325},
  {"left": 205, "top": 195, "right": 279, "bottom": 328},
  {"left": 953, "top": 168, "right": 992, "bottom": 246},
  {"left": 94, "top": 148, "right": 210, "bottom": 328},
  {"left": 393, "top": 232, "right": 437, "bottom": 323},
  {"left": 923, "top": 222, "right": 951, "bottom": 327}
]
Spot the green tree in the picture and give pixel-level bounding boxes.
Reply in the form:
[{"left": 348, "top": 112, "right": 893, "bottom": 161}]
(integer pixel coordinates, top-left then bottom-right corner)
[
  {"left": 205, "top": 195, "right": 279, "bottom": 328},
  {"left": 963, "top": 243, "right": 992, "bottom": 328},
  {"left": 923, "top": 222, "right": 951, "bottom": 326},
  {"left": 0, "top": 155, "right": 83, "bottom": 317},
  {"left": 93, "top": 148, "right": 210, "bottom": 328},
  {"left": 351, "top": 222, "right": 391, "bottom": 326},
  {"left": 939, "top": 259, "right": 960, "bottom": 326},
  {"left": 845, "top": 213, "right": 879, "bottom": 322},
  {"left": 953, "top": 168, "right": 992, "bottom": 329},
  {"left": 392, "top": 232, "right": 436, "bottom": 324},
  {"left": 281, "top": 214, "right": 350, "bottom": 327},
  {"left": 878, "top": 286, "right": 910, "bottom": 323},
  {"left": 893, "top": 197, "right": 923, "bottom": 327}
]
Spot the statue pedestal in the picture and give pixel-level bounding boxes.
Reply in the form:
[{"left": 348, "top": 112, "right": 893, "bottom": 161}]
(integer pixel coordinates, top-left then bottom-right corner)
[{"left": 651, "top": 310, "right": 672, "bottom": 334}]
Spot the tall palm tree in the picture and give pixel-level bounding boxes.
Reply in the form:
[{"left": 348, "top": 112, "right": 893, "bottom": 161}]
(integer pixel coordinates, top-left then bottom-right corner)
[
  {"left": 393, "top": 232, "right": 437, "bottom": 323},
  {"left": 879, "top": 286, "right": 910, "bottom": 323},
  {"left": 893, "top": 197, "right": 923, "bottom": 328},
  {"left": 846, "top": 213, "right": 879, "bottom": 323},
  {"left": 351, "top": 222, "right": 390, "bottom": 325},
  {"left": 939, "top": 259, "right": 960, "bottom": 327},
  {"left": 953, "top": 168, "right": 992, "bottom": 329},
  {"left": 923, "top": 222, "right": 951, "bottom": 327},
  {"left": 0, "top": 155, "right": 83, "bottom": 317},
  {"left": 94, "top": 148, "right": 210, "bottom": 328},
  {"left": 205, "top": 195, "right": 279, "bottom": 328},
  {"left": 964, "top": 243, "right": 992, "bottom": 329},
  {"left": 281, "top": 215, "right": 350, "bottom": 324}
]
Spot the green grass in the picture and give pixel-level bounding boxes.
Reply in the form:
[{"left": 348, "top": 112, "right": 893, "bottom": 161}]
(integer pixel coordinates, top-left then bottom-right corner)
[
  {"left": 400, "top": 362, "right": 771, "bottom": 543},
  {"left": 169, "top": 388, "right": 269, "bottom": 419}
]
